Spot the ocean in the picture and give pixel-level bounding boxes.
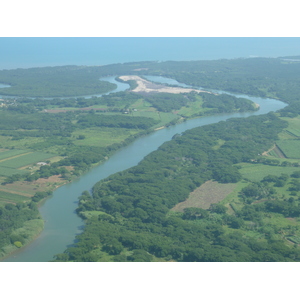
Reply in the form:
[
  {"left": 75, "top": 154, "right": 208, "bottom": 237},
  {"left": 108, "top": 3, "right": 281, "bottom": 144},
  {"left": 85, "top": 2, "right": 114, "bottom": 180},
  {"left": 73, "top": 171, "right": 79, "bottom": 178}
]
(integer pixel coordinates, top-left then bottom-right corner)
[{"left": 0, "top": 37, "right": 300, "bottom": 70}]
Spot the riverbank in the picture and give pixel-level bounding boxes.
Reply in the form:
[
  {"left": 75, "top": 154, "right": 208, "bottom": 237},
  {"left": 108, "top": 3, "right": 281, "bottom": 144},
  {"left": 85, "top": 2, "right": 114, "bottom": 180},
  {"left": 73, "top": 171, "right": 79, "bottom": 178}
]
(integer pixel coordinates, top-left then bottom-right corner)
[
  {"left": 2, "top": 73, "right": 287, "bottom": 262},
  {"left": 0, "top": 218, "right": 44, "bottom": 261},
  {"left": 119, "top": 75, "right": 212, "bottom": 94}
]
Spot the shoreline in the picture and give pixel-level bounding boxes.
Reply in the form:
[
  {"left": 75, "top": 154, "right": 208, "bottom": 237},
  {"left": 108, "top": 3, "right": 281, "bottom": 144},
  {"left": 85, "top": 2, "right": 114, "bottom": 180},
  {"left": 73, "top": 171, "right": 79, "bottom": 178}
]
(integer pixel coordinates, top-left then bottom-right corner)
[
  {"left": 119, "top": 75, "right": 212, "bottom": 94},
  {"left": 0, "top": 219, "right": 44, "bottom": 262}
]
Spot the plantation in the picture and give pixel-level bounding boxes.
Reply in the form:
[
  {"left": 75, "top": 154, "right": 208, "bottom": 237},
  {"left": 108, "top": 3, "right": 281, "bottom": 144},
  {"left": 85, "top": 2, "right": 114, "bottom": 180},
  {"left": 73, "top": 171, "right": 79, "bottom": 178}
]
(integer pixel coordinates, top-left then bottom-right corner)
[
  {"left": 237, "top": 163, "right": 300, "bottom": 181},
  {"left": 0, "top": 190, "right": 30, "bottom": 204},
  {"left": 283, "top": 116, "right": 300, "bottom": 137},
  {"left": 0, "top": 152, "right": 55, "bottom": 169},
  {"left": 0, "top": 166, "right": 29, "bottom": 176},
  {"left": 72, "top": 127, "right": 141, "bottom": 147},
  {"left": 0, "top": 149, "right": 29, "bottom": 160},
  {"left": 276, "top": 140, "right": 300, "bottom": 159}
]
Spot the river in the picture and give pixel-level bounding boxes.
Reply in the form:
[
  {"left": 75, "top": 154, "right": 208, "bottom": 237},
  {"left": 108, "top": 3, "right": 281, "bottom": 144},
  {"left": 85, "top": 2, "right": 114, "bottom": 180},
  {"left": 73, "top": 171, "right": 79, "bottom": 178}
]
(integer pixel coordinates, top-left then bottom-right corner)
[{"left": 2, "top": 76, "right": 287, "bottom": 262}]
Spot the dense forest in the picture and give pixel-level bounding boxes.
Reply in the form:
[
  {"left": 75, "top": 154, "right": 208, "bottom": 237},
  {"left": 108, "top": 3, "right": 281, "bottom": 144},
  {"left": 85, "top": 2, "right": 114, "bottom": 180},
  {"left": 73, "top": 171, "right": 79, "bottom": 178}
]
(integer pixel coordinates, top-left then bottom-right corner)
[
  {"left": 0, "top": 66, "right": 116, "bottom": 97},
  {"left": 53, "top": 113, "right": 300, "bottom": 262},
  {"left": 1, "top": 57, "right": 300, "bottom": 101}
]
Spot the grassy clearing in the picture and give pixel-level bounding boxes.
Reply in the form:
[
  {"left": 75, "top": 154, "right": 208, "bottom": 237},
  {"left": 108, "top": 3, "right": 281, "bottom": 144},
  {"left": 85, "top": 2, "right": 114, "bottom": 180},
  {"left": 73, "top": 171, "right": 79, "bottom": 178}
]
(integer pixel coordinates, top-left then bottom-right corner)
[
  {"left": 0, "top": 149, "right": 29, "bottom": 160},
  {"left": 0, "top": 190, "right": 30, "bottom": 204},
  {"left": 176, "top": 95, "right": 212, "bottom": 117},
  {"left": 129, "top": 98, "right": 153, "bottom": 110},
  {"left": 0, "top": 152, "right": 55, "bottom": 168},
  {"left": 282, "top": 116, "right": 300, "bottom": 137},
  {"left": 0, "top": 135, "right": 45, "bottom": 149},
  {"left": 0, "top": 166, "right": 29, "bottom": 176},
  {"left": 171, "top": 180, "right": 237, "bottom": 212},
  {"left": 274, "top": 181, "right": 299, "bottom": 199},
  {"left": 212, "top": 139, "right": 226, "bottom": 150},
  {"left": 268, "top": 149, "right": 281, "bottom": 158},
  {"left": 276, "top": 140, "right": 300, "bottom": 159},
  {"left": 263, "top": 213, "right": 300, "bottom": 232},
  {"left": 221, "top": 180, "right": 250, "bottom": 206},
  {"left": 72, "top": 127, "right": 141, "bottom": 147},
  {"left": 237, "top": 163, "right": 300, "bottom": 181}
]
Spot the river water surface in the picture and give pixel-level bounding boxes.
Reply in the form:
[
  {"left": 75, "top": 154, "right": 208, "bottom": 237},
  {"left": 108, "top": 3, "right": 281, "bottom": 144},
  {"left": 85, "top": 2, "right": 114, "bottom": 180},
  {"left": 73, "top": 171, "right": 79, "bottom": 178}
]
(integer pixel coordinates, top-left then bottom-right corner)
[{"left": 3, "top": 76, "right": 287, "bottom": 262}]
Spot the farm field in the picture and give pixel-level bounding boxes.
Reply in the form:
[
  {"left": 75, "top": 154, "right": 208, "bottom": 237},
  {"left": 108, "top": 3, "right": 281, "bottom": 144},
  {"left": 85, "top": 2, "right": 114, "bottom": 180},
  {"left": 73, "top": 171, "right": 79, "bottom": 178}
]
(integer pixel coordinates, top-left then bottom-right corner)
[
  {"left": 0, "top": 135, "right": 45, "bottom": 149},
  {"left": 0, "top": 149, "right": 29, "bottom": 160},
  {"left": 0, "top": 151, "right": 55, "bottom": 169},
  {"left": 281, "top": 116, "right": 300, "bottom": 137},
  {"left": 0, "top": 174, "right": 66, "bottom": 200},
  {"left": 237, "top": 163, "right": 300, "bottom": 181},
  {"left": 0, "top": 190, "right": 30, "bottom": 204},
  {"left": 171, "top": 180, "right": 237, "bottom": 211},
  {"left": 268, "top": 148, "right": 283, "bottom": 158},
  {"left": 72, "top": 127, "right": 141, "bottom": 147},
  {"left": 0, "top": 166, "right": 29, "bottom": 176},
  {"left": 276, "top": 140, "right": 300, "bottom": 159}
]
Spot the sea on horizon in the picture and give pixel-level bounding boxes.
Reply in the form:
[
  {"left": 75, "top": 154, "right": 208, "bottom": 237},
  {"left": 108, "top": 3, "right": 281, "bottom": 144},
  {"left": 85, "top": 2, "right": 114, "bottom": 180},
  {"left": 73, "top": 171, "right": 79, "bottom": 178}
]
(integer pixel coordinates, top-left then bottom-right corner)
[{"left": 0, "top": 37, "right": 300, "bottom": 70}]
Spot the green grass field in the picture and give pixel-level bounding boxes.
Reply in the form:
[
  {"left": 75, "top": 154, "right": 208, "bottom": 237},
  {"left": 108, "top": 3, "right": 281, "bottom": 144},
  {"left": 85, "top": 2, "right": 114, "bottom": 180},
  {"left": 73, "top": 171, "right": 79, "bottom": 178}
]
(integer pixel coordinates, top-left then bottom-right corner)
[
  {"left": 268, "top": 149, "right": 281, "bottom": 158},
  {"left": 0, "top": 152, "right": 55, "bottom": 168},
  {"left": 0, "top": 149, "right": 29, "bottom": 160},
  {"left": 176, "top": 95, "right": 212, "bottom": 117},
  {"left": 282, "top": 116, "right": 300, "bottom": 137},
  {"left": 0, "top": 190, "right": 30, "bottom": 204},
  {"left": 0, "top": 135, "right": 45, "bottom": 149},
  {"left": 237, "top": 163, "right": 300, "bottom": 181},
  {"left": 72, "top": 127, "right": 141, "bottom": 147},
  {"left": 276, "top": 140, "right": 300, "bottom": 159},
  {"left": 0, "top": 166, "right": 29, "bottom": 176}
]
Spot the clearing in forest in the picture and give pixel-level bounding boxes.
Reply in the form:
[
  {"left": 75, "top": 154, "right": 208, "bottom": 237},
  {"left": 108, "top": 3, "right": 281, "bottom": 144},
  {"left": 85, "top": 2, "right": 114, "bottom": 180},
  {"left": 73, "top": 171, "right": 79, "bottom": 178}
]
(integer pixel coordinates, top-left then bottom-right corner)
[{"left": 171, "top": 180, "right": 237, "bottom": 212}]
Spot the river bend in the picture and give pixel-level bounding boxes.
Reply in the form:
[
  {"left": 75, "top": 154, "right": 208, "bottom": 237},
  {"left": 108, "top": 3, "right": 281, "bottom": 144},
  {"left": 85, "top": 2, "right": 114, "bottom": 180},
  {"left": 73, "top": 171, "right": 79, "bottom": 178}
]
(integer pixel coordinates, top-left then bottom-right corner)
[{"left": 3, "top": 76, "right": 287, "bottom": 261}]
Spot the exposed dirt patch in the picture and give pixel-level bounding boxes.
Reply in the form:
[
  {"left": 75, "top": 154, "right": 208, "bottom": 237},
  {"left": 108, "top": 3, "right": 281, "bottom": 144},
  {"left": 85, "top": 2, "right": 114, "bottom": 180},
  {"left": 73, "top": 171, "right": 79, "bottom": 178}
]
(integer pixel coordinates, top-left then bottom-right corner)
[
  {"left": 1, "top": 174, "right": 68, "bottom": 197},
  {"left": 171, "top": 180, "right": 237, "bottom": 212}
]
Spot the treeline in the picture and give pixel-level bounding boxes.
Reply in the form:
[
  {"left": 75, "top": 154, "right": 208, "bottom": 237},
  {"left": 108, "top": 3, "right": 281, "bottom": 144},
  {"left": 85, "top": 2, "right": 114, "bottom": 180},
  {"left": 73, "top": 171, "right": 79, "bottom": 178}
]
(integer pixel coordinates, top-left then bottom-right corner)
[
  {"left": 143, "top": 91, "right": 256, "bottom": 114},
  {"left": 53, "top": 112, "right": 294, "bottom": 262},
  {"left": 145, "top": 93, "right": 190, "bottom": 112},
  {"left": 77, "top": 114, "right": 158, "bottom": 130},
  {"left": 1, "top": 57, "right": 300, "bottom": 104},
  {"left": 137, "top": 58, "right": 300, "bottom": 105},
  {"left": 0, "top": 66, "right": 117, "bottom": 97},
  {"left": 201, "top": 93, "right": 256, "bottom": 113},
  {"left": 0, "top": 202, "right": 40, "bottom": 252},
  {"left": 0, "top": 107, "right": 157, "bottom": 144},
  {"left": 14, "top": 91, "right": 141, "bottom": 110}
]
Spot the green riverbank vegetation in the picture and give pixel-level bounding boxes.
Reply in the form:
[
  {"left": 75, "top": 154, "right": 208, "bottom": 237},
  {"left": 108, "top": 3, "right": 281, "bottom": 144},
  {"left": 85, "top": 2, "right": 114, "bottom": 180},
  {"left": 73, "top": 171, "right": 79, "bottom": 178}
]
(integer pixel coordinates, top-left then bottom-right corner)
[{"left": 52, "top": 112, "right": 300, "bottom": 262}]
